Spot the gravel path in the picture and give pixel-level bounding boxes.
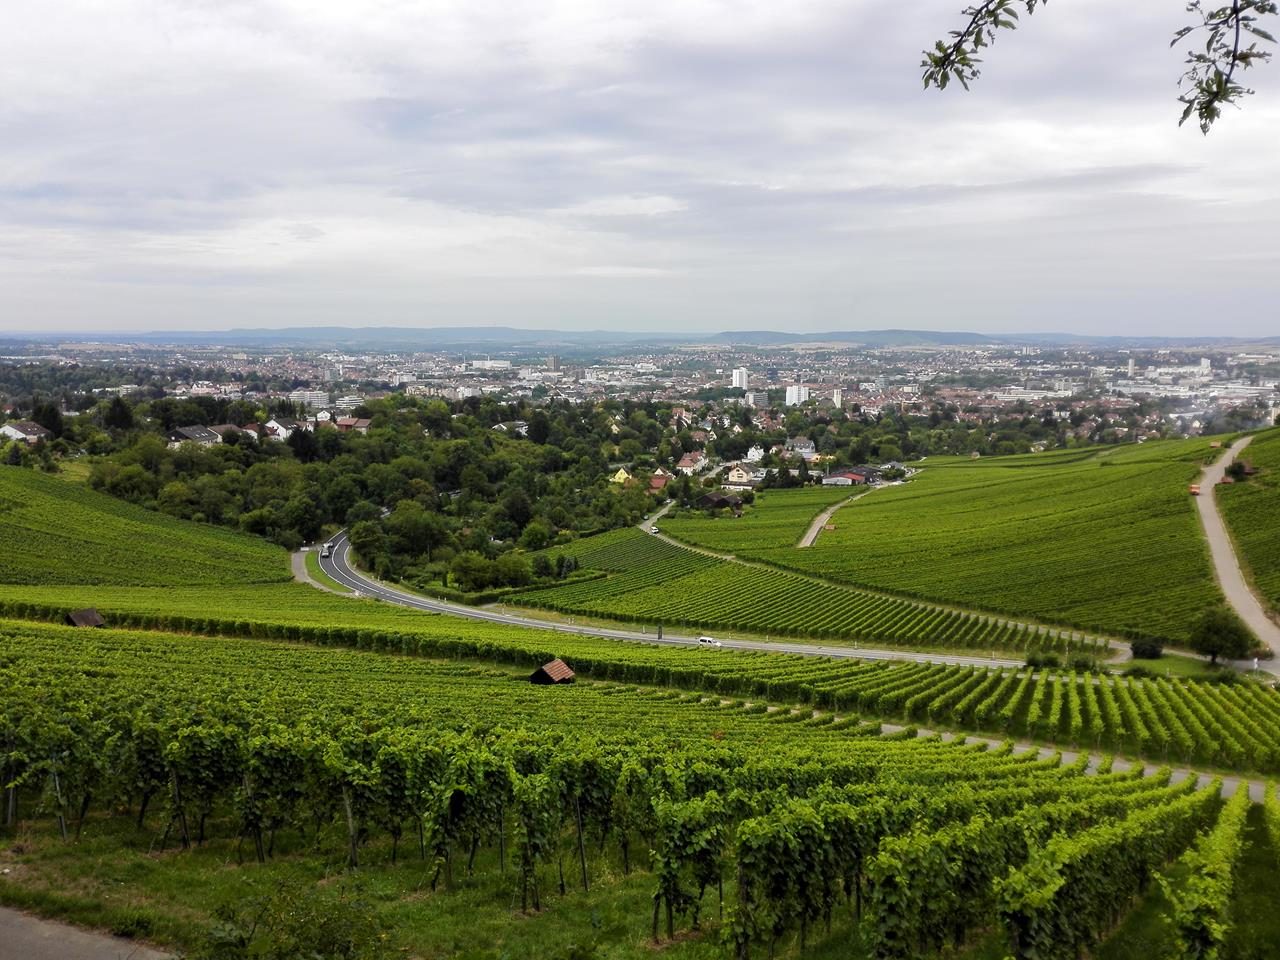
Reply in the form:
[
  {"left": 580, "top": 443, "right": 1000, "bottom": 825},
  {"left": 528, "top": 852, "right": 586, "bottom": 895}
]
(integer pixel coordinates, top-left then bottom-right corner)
[
  {"left": 1195, "top": 436, "right": 1280, "bottom": 669},
  {"left": 796, "top": 491, "right": 867, "bottom": 547}
]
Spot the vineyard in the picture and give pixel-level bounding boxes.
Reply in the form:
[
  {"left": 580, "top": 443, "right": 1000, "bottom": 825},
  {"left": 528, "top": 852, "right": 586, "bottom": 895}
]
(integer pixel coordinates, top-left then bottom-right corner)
[
  {"left": 528, "top": 529, "right": 1093, "bottom": 653},
  {"left": 2, "top": 618, "right": 1274, "bottom": 959},
  {"left": 0, "top": 467, "right": 289, "bottom": 586},
  {"left": 0, "top": 579, "right": 1277, "bottom": 774},
  {"left": 1219, "top": 427, "right": 1280, "bottom": 615},
  {"left": 710, "top": 438, "right": 1227, "bottom": 644},
  {"left": 661, "top": 485, "right": 853, "bottom": 552}
]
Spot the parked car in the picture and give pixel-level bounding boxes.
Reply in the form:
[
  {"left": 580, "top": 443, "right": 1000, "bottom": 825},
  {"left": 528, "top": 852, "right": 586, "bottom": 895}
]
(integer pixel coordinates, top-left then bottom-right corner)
[{"left": 697, "top": 635, "right": 722, "bottom": 648}]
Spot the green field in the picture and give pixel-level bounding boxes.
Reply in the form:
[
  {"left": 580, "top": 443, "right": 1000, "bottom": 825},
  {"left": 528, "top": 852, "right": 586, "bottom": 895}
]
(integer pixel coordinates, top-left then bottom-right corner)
[
  {"left": 1219, "top": 427, "right": 1280, "bottom": 615},
  {"left": 665, "top": 440, "right": 1224, "bottom": 645},
  {"left": 1, "top": 618, "right": 1266, "bottom": 960},
  {"left": 661, "top": 485, "right": 854, "bottom": 552},
  {"left": 0, "top": 467, "right": 289, "bottom": 586},
  {"left": 527, "top": 528, "right": 1077, "bottom": 653}
]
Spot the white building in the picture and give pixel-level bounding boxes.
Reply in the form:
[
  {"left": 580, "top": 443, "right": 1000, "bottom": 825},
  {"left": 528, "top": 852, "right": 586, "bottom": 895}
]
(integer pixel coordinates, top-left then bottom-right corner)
[
  {"left": 831, "top": 388, "right": 843, "bottom": 408},
  {"left": 785, "top": 385, "right": 811, "bottom": 406},
  {"left": 334, "top": 395, "right": 364, "bottom": 410},
  {"left": 732, "top": 367, "right": 749, "bottom": 390},
  {"left": 288, "top": 389, "right": 329, "bottom": 409}
]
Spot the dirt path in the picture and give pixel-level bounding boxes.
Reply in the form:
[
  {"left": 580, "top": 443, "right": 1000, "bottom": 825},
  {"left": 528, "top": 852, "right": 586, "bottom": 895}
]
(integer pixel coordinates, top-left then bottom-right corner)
[
  {"left": 1195, "top": 436, "right": 1280, "bottom": 667},
  {"left": 0, "top": 906, "right": 170, "bottom": 960},
  {"left": 797, "top": 491, "right": 868, "bottom": 547}
]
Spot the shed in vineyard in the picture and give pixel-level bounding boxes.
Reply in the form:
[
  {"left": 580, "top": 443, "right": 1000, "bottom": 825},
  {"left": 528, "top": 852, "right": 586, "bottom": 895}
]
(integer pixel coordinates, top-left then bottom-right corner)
[
  {"left": 530, "top": 659, "right": 575, "bottom": 685},
  {"left": 65, "top": 608, "right": 105, "bottom": 628}
]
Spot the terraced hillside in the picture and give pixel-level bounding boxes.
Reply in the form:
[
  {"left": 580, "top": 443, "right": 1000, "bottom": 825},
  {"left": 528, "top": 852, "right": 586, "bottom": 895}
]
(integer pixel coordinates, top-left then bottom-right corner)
[
  {"left": 0, "top": 467, "right": 288, "bottom": 586},
  {"left": 668, "top": 439, "right": 1224, "bottom": 644},
  {"left": 2, "top": 617, "right": 1270, "bottom": 960},
  {"left": 525, "top": 528, "right": 1092, "bottom": 653},
  {"left": 1219, "top": 427, "right": 1280, "bottom": 616}
]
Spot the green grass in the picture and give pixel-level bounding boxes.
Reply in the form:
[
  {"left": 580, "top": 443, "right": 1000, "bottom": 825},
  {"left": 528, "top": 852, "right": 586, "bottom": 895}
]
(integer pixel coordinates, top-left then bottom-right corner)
[
  {"left": 1125, "top": 652, "right": 1222, "bottom": 680},
  {"left": 721, "top": 438, "right": 1228, "bottom": 645},
  {"left": 0, "top": 466, "right": 289, "bottom": 586},
  {"left": 1219, "top": 427, "right": 1280, "bottom": 616}
]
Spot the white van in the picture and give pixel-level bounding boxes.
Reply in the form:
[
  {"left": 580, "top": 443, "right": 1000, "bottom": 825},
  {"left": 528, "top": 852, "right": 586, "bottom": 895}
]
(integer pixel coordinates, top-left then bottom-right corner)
[
  {"left": 697, "top": 635, "right": 721, "bottom": 648},
  {"left": 320, "top": 542, "right": 333, "bottom": 558}
]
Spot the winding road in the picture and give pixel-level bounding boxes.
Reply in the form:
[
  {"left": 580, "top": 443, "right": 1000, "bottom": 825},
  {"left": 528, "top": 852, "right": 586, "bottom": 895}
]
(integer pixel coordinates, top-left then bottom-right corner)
[
  {"left": 1196, "top": 435, "right": 1280, "bottom": 666},
  {"left": 313, "top": 531, "right": 1025, "bottom": 669}
]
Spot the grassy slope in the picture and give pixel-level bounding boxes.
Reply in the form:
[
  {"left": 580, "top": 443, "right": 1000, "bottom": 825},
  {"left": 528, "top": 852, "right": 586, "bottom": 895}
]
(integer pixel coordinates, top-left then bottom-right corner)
[
  {"left": 1218, "top": 426, "right": 1280, "bottom": 615},
  {"left": 0, "top": 467, "right": 288, "bottom": 586},
  {"left": 721, "top": 439, "right": 1225, "bottom": 643}
]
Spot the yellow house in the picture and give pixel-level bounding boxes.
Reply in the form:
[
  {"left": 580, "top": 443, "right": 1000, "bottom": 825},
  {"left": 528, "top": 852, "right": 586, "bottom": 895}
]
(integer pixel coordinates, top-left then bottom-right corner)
[{"left": 609, "top": 467, "right": 632, "bottom": 484}]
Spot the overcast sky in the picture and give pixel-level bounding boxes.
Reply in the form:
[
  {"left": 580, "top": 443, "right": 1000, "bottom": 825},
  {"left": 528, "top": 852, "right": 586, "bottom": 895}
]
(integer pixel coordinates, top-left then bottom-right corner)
[{"left": 2, "top": 0, "right": 1278, "bottom": 337}]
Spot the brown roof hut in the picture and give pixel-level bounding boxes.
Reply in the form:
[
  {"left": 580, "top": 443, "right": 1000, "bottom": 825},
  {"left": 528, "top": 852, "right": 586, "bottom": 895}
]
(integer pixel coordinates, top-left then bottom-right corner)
[
  {"left": 530, "top": 659, "right": 575, "bottom": 685},
  {"left": 65, "top": 608, "right": 105, "bottom": 628}
]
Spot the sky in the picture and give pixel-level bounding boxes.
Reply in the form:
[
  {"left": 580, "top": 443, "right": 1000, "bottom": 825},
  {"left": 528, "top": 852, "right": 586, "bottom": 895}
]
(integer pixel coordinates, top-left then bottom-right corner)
[{"left": 1, "top": 0, "right": 1278, "bottom": 338}]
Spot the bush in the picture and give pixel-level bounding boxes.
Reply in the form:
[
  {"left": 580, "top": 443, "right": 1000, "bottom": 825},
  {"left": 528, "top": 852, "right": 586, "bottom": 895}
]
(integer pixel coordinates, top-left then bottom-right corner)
[
  {"left": 109, "top": 911, "right": 154, "bottom": 939},
  {"left": 193, "top": 880, "right": 390, "bottom": 960},
  {"left": 1069, "top": 655, "right": 1101, "bottom": 674},
  {"left": 1130, "top": 638, "right": 1165, "bottom": 660},
  {"left": 1123, "top": 664, "right": 1157, "bottom": 679}
]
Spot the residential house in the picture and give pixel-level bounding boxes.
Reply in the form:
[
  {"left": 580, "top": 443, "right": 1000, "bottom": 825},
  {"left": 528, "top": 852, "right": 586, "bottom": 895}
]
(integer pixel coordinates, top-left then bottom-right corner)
[
  {"left": 335, "top": 417, "right": 372, "bottom": 435},
  {"left": 264, "top": 417, "right": 309, "bottom": 441},
  {"left": 676, "top": 451, "right": 707, "bottom": 475},
  {"left": 0, "top": 420, "right": 52, "bottom": 445},
  {"left": 696, "top": 491, "right": 743, "bottom": 513},
  {"left": 744, "top": 444, "right": 766, "bottom": 463},
  {"left": 784, "top": 437, "right": 818, "bottom": 462},
  {"left": 609, "top": 466, "right": 633, "bottom": 485},
  {"left": 166, "top": 425, "right": 222, "bottom": 448}
]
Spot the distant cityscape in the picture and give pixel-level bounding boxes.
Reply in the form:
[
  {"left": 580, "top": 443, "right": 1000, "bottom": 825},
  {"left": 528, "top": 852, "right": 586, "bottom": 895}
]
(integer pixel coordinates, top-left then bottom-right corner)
[{"left": 3, "top": 333, "right": 1277, "bottom": 444}]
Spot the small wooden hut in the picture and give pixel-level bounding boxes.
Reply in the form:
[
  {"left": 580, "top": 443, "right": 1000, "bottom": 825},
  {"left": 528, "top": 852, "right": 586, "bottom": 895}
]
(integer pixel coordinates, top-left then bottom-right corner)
[
  {"left": 65, "top": 608, "right": 105, "bottom": 628},
  {"left": 530, "top": 659, "right": 575, "bottom": 685}
]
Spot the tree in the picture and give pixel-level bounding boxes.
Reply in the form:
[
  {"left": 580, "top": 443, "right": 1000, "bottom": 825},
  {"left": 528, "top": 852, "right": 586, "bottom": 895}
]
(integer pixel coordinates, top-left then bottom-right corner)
[
  {"left": 1188, "top": 606, "right": 1253, "bottom": 664},
  {"left": 104, "top": 395, "right": 134, "bottom": 431},
  {"left": 925, "top": 1, "right": 1276, "bottom": 133}
]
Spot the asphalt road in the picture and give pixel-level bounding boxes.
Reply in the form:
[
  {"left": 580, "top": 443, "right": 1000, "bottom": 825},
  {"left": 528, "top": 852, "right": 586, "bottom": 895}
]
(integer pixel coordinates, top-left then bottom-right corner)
[
  {"left": 316, "top": 532, "right": 1026, "bottom": 669},
  {"left": 0, "top": 907, "right": 170, "bottom": 960},
  {"left": 1196, "top": 435, "right": 1280, "bottom": 668}
]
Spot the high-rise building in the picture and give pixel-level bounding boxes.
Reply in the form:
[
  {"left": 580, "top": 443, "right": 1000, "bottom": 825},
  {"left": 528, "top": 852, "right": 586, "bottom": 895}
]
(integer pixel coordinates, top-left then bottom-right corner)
[
  {"left": 831, "top": 388, "right": 843, "bottom": 408},
  {"left": 744, "top": 390, "right": 768, "bottom": 408},
  {"left": 1127, "top": 358, "right": 1136, "bottom": 378},
  {"left": 288, "top": 389, "right": 330, "bottom": 409},
  {"left": 731, "top": 367, "right": 749, "bottom": 390},
  {"left": 546, "top": 355, "right": 562, "bottom": 372},
  {"left": 1200, "top": 357, "right": 1212, "bottom": 372},
  {"left": 785, "top": 385, "right": 811, "bottom": 406}
]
